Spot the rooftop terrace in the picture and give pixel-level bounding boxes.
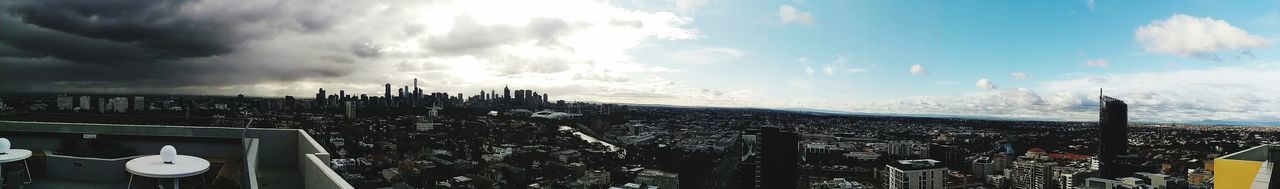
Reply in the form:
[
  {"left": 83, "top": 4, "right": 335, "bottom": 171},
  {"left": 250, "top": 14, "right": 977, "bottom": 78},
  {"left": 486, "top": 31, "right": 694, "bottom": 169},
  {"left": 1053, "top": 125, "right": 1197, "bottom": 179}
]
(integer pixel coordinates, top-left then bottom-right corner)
[{"left": 0, "top": 121, "right": 353, "bottom": 189}]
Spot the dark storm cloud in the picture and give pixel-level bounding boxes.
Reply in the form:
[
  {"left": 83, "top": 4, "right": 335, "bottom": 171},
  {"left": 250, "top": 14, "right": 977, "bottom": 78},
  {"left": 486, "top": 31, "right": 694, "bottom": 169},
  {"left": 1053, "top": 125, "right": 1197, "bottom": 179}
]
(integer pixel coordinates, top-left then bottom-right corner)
[
  {"left": 424, "top": 16, "right": 577, "bottom": 56},
  {"left": 0, "top": 0, "right": 361, "bottom": 92},
  {"left": 425, "top": 16, "right": 523, "bottom": 55},
  {"left": 1, "top": 0, "right": 234, "bottom": 62}
]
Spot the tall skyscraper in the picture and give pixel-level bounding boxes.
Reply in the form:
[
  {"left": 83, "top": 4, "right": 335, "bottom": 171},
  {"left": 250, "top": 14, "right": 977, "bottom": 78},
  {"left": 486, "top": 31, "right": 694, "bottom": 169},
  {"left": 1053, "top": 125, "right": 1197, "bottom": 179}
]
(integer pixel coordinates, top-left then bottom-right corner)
[
  {"left": 133, "top": 96, "right": 145, "bottom": 111},
  {"left": 57, "top": 95, "right": 74, "bottom": 110},
  {"left": 97, "top": 97, "right": 106, "bottom": 113},
  {"left": 385, "top": 83, "right": 392, "bottom": 103},
  {"left": 413, "top": 78, "right": 422, "bottom": 107},
  {"left": 532, "top": 92, "right": 540, "bottom": 104},
  {"left": 317, "top": 88, "right": 326, "bottom": 108},
  {"left": 79, "top": 96, "right": 92, "bottom": 110},
  {"left": 108, "top": 97, "right": 128, "bottom": 113},
  {"left": 1098, "top": 95, "right": 1129, "bottom": 179},
  {"left": 760, "top": 126, "right": 798, "bottom": 189},
  {"left": 344, "top": 101, "right": 355, "bottom": 118},
  {"left": 515, "top": 90, "right": 524, "bottom": 103},
  {"left": 504, "top": 85, "right": 511, "bottom": 100}
]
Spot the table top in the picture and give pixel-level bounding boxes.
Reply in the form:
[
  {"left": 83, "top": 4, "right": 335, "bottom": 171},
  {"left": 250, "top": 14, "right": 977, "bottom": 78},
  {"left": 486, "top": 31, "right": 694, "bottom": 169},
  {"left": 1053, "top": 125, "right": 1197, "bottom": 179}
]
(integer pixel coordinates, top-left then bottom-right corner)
[
  {"left": 126, "top": 155, "right": 210, "bottom": 178},
  {"left": 0, "top": 149, "right": 32, "bottom": 163}
]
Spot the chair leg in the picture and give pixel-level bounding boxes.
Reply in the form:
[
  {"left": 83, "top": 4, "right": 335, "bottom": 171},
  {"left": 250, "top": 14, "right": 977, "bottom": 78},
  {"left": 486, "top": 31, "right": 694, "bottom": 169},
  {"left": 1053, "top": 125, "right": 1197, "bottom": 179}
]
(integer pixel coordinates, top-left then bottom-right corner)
[{"left": 126, "top": 174, "right": 133, "bottom": 189}]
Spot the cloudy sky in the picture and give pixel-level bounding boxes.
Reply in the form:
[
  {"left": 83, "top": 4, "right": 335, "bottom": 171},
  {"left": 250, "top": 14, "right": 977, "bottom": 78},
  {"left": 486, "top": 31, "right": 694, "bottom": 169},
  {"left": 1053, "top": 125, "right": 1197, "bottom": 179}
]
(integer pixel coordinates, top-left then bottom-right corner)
[{"left": 1, "top": 0, "right": 1279, "bottom": 122}]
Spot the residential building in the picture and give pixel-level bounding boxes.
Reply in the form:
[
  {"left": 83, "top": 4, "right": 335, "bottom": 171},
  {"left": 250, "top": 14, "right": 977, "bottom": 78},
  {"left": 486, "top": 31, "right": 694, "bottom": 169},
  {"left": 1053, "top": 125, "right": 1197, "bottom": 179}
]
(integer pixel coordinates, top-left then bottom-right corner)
[
  {"left": 886, "top": 159, "right": 945, "bottom": 189},
  {"left": 133, "top": 96, "right": 145, "bottom": 111},
  {"left": 56, "top": 95, "right": 73, "bottom": 110},
  {"left": 1008, "top": 156, "right": 1058, "bottom": 189}
]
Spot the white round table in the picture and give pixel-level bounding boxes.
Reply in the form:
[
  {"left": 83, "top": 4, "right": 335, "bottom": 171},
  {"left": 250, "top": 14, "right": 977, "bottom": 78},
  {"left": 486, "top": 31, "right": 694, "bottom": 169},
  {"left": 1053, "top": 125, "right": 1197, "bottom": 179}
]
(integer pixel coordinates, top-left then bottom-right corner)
[
  {"left": 126, "top": 155, "right": 209, "bottom": 189},
  {"left": 0, "top": 149, "right": 33, "bottom": 185}
]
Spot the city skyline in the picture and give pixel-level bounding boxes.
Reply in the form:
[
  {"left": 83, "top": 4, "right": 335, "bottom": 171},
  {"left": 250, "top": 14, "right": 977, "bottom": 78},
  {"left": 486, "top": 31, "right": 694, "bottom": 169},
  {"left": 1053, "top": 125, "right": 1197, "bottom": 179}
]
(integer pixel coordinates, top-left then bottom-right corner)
[{"left": 2, "top": 0, "right": 1279, "bottom": 123}]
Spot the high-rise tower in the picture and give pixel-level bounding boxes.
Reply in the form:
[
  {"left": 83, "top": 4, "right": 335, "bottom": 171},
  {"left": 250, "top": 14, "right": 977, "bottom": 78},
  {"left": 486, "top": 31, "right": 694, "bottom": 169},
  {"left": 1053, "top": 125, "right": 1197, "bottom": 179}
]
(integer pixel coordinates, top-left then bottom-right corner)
[
  {"left": 503, "top": 85, "right": 511, "bottom": 100},
  {"left": 760, "top": 126, "right": 798, "bottom": 189},
  {"left": 1098, "top": 95, "right": 1129, "bottom": 178},
  {"left": 317, "top": 88, "right": 326, "bottom": 108}
]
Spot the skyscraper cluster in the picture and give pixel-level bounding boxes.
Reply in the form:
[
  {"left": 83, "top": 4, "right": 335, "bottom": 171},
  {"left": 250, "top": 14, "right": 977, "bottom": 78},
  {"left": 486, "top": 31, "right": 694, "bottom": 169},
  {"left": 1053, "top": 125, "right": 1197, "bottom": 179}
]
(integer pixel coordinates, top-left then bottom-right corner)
[
  {"left": 54, "top": 95, "right": 146, "bottom": 112},
  {"left": 306, "top": 79, "right": 557, "bottom": 115}
]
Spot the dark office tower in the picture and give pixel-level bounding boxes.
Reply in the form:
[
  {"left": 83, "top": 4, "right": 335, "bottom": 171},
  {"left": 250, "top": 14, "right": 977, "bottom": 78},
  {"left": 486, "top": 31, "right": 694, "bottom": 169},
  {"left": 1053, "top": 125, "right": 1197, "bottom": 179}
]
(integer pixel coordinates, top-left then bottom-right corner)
[
  {"left": 516, "top": 90, "right": 526, "bottom": 103},
  {"left": 317, "top": 88, "right": 326, "bottom": 107},
  {"left": 480, "top": 90, "right": 486, "bottom": 101},
  {"left": 339, "top": 90, "right": 345, "bottom": 101},
  {"left": 532, "top": 92, "right": 539, "bottom": 104},
  {"left": 1098, "top": 95, "right": 1129, "bottom": 179},
  {"left": 504, "top": 85, "right": 511, "bottom": 100},
  {"left": 542, "top": 93, "right": 548, "bottom": 103},
  {"left": 284, "top": 96, "right": 296, "bottom": 111},
  {"left": 385, "top": 83, "right": 392, "bottom": 101},
  {"left": 413, "top": 78, "right": 420, "bottom": 107},
  {"left": 760, "top": 126, "right": 798, "bottom": 189},
  {"left": 513, "top": 90, "right": 521, "bottom": 102}
]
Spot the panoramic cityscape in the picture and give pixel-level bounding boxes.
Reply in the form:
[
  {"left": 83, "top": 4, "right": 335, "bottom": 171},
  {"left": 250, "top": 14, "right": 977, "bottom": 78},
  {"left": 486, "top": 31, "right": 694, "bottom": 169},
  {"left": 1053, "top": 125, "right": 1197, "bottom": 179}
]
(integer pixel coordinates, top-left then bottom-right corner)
[{"left": 1, "top": 0, "right": 1280, "bottom": 189}]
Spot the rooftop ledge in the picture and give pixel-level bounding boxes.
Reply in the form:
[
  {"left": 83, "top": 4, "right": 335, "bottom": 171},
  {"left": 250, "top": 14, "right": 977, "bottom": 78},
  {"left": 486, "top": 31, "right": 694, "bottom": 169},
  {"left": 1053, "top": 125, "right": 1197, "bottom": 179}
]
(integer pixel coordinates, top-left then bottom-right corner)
[
  {"left": 0, "top": 120, "right": 353, "bottom": 189},
  {"left": 1220, "top": 143, "right": 1279, "bottom": 162}
]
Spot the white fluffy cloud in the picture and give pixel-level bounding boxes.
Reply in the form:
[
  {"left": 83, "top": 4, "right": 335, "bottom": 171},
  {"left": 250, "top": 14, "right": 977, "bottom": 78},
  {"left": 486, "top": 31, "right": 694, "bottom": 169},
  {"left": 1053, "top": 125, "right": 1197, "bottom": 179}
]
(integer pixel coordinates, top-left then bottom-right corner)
[
  {"left": 976, "top": 78, "right": 998, "bottom": 90},
  {"left": 1085, "top": 59, "right": 1110, "bottom": 68},
  {"left": 778, "top": 5, "right": 814, "bottom": 26},
  {"left": 910, "top": 64, "right": 928, "bottom": 75},
  {"left": 808, "top": 54, "right": 866, "bottom": 76},
  {"left": 1136, "top": 14, "right": 1271, "bottom": 61},
  {"left": 843, "top": 63, "right": 1280, "bottom": 122},
  {"left": 1011, "top": 72, "right": 1030, "bottom": 80},
  {"left": 672, "top": 0, "right": 712, "bottom": 12}
]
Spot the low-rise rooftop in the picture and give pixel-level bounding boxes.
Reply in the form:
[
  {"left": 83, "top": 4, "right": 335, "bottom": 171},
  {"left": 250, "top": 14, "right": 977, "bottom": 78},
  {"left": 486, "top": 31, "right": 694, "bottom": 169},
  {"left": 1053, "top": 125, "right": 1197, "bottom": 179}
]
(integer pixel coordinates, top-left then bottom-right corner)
[{"left": 889, "top": 159, "right": 944, "bottom": 171}]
